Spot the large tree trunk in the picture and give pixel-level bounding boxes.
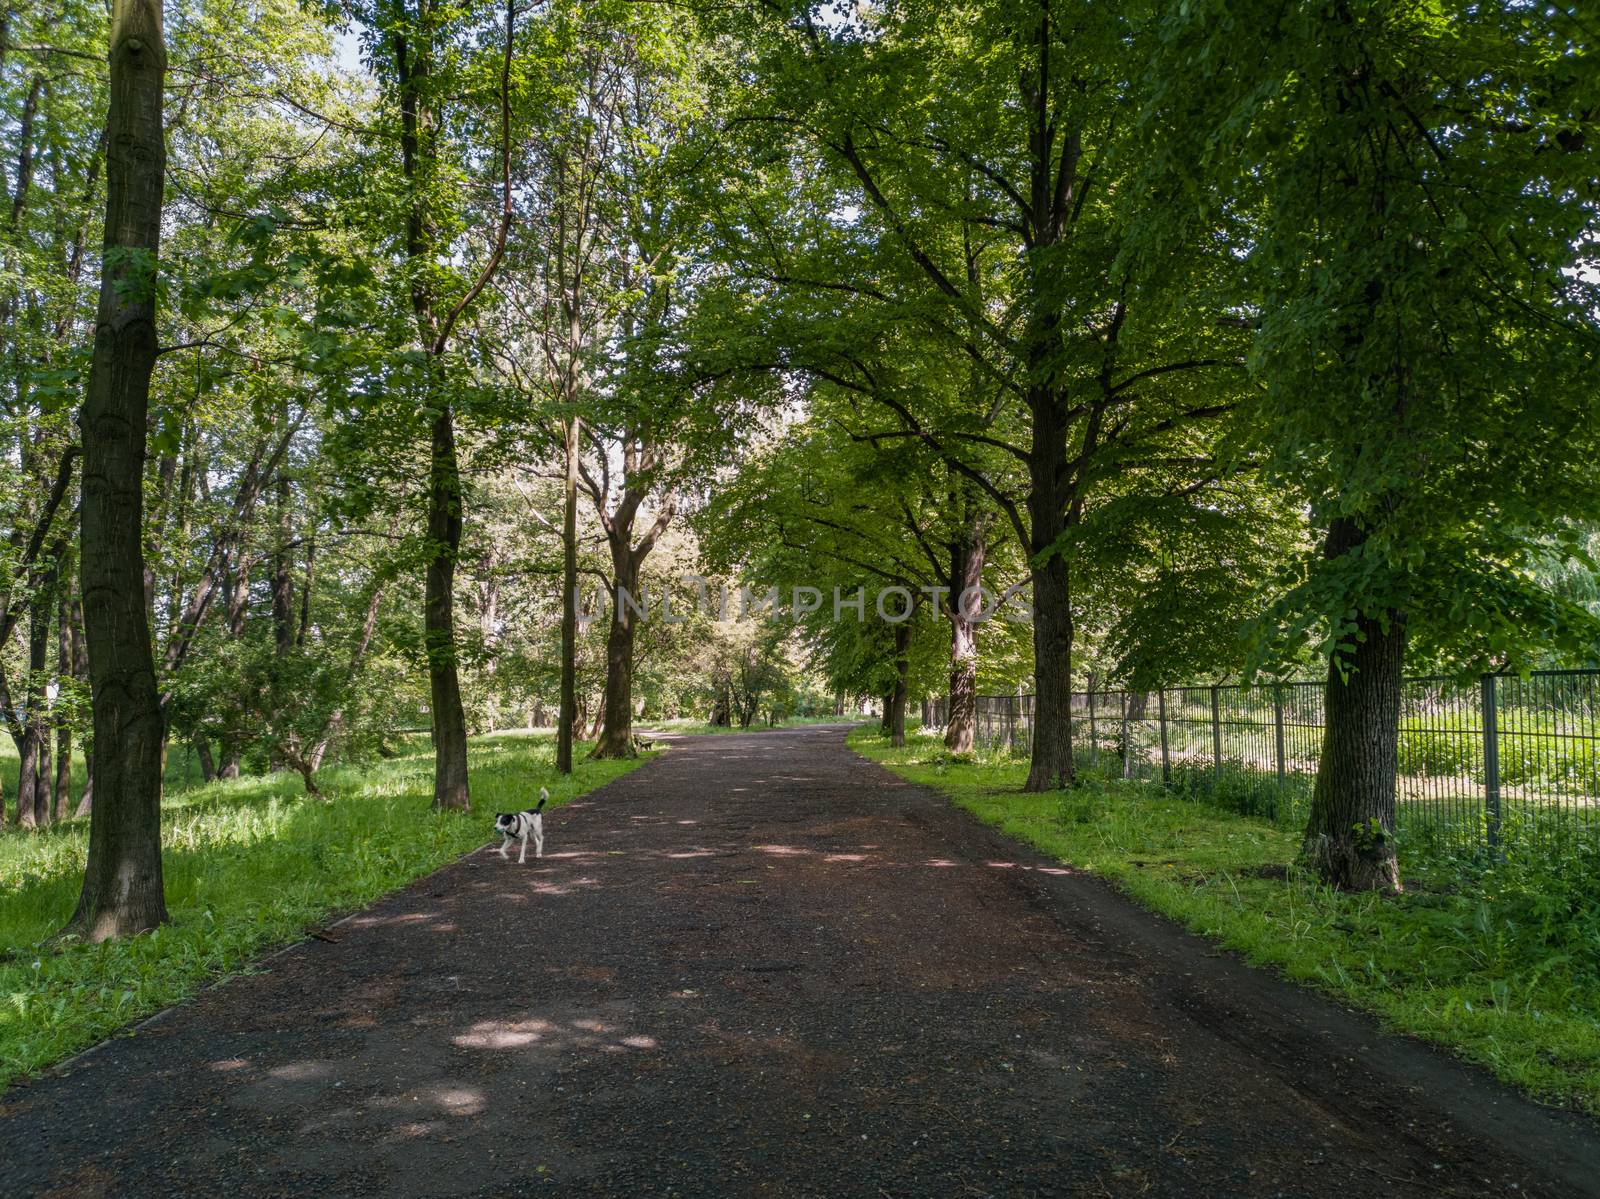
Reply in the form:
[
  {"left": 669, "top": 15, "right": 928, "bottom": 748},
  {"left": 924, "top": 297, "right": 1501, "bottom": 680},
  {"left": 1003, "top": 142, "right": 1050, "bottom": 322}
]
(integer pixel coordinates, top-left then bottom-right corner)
[
  {"left": 944, "top": 515, "right": 986, "bottom": 754},
  {"left": 64, "top": 0, "right": 170, "bottom": 942},
  {"left": 589, "top": 555, "right": 639, "bottom": 760},
  {"left": 1024, "top": 416, "right": 1075, "bottom": 790},
  {"left": 425, "top": 406, "right": 470, "bottom": 810},
  {"left": 15, "top": 733, "right": 38, "bottom": 828},
  {"left": 1302, "top": 522, "right": 1405, "bottom": 892},
  {"left": 889, "top": 621, "right": 911, "bottom": 748},
  {"left": 557, "top": 415, "right": 579, "bottom": 774}
]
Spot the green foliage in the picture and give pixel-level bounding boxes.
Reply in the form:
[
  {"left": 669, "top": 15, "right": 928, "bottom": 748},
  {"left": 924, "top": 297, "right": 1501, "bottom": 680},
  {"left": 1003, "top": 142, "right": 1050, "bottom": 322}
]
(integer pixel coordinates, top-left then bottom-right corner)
[
  {"left": 0, "top": 733, "right": 646, "bottom": 1089},
  {"left": 1145, "top": 0, "right": 1600, "bottom": 678}
]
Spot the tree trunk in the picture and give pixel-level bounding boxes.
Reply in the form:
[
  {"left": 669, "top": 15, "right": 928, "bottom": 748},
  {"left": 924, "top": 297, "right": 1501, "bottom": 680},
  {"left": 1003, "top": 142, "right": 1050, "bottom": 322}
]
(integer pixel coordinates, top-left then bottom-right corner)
[
  {"left": 217, "top": 740, "right": 241, "bottom": 779},
  {"left": 1300, "top": 519, "right": 1405, "bottom": 890},
  {"left": 879, "top": 693, "right": 893, "bottom": 734},
  {"left": 15, "top": 732, "right": 38, "bottom": 828},
  {"left": 268, "top": 464, "right": 293, "bottom": 772},
  {"left": 271, "top": 469, "right": 294, "bottom": 656},
  {"left": 67, "top": 593, "right": 91, "bottom": 816},
  {"left": 1303, "top": 608, "right": 1405, "bottom": 889},
  {"left": 944, "top": 517, "right": 986, "bottom": 754},
  {"left": 53, "top": 580, "right": 73, "bottom": 820},
  {"left": 64, "top": 0, "right": 170, "bottom": 942},
  {"left": 194, "top": 736, "right": 216, "bottom": 783},
  {"left": 425, "top": 405, "right": 470, "bottom": 811},
  {"left": 17, "top": 550, "right": 57, "bottom": 827},
  {"left": 589, "top": 555, "right": 638, "bottom": 760},
  {"left": 889, "top": 622, "right": 911, "bottom": 749},
  {"left": 1025, "top": 546, "right": 1074, "bottom": 790},
  {"left": 557, "top": 415, "right": 579, "bottom": 774},
  {"left": 1024, "top": 376, "right": 1075, "bottom": 790}
]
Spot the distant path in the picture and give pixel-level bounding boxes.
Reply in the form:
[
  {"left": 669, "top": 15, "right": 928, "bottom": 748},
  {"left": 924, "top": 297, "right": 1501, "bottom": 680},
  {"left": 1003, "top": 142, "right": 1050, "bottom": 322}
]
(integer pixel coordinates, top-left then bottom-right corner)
[{"left": 4, "top": 726, "right": 1597, "bottom": 1197}]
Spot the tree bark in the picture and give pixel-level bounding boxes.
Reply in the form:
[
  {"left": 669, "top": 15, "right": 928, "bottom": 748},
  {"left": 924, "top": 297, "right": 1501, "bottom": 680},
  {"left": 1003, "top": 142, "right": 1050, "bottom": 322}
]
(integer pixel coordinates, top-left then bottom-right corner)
[
  {"left": 29, "top": 559, "right": 53, "bottom": 826},
  {"left": 557, "top": 415, "right": 579, "bottom": 774},
  {"left": 944, "top": 515, "right": 986, "bottom": 754},
  {"left": 889, "top": 621, "right": 911, "bottom": 748},
  {"left": 1302, "top": 520, "right": 1405, "bottom": 892},
  {"left": 589, "top": 559, "right": 639, "bottom": 759},
  {"left": 64, "top": 0, "right": 170, "bottom": 942},
  {"left": 1025, "top": 495, "right": 1074, "bottom": 789},
  {"left": 55, "top": 581, "right": 73, "bottom": 820},
  {"left": 194, "top": 735, "right": 216, "bottom": 783},
  {"left": 70, "top": 595, "right": 92, "bottom": 817},
  {"left": 424, "top": 404, "right": 470, "bottom": 810}
]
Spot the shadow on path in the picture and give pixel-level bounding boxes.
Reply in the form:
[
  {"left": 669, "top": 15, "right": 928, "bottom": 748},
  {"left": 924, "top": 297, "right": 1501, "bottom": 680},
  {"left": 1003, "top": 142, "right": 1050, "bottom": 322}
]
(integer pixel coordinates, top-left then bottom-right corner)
[{"left": 3, "top": 725, "right": 1597, "bottom": 1197}]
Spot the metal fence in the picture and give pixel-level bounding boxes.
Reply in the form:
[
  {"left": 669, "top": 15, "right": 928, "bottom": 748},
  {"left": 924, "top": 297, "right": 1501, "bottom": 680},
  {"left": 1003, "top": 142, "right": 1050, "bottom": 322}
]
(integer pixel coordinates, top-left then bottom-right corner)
[{"left": 929, "top": 670, "right": 1600, "bottom": 854}]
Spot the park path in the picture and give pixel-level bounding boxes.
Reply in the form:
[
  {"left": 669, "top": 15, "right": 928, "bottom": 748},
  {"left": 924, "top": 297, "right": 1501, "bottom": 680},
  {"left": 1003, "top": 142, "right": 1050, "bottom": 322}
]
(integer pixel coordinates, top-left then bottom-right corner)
[{"left": 3, "top": 725, "right": 1598, "bottom": 1197}]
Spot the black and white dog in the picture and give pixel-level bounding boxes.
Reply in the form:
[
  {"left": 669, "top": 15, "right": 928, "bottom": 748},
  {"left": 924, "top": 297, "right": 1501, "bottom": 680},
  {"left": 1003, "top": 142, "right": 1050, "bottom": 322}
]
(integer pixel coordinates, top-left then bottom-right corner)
[{"left": 494, "top": 789, "right": 547, "bottom": 864}]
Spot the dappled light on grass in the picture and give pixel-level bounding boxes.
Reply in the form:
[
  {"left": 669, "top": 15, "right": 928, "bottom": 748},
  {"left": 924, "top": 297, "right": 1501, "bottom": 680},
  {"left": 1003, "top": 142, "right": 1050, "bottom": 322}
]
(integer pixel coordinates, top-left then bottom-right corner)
[{"left": 0, "top": 734, "right": 647, "bottom": 1090}]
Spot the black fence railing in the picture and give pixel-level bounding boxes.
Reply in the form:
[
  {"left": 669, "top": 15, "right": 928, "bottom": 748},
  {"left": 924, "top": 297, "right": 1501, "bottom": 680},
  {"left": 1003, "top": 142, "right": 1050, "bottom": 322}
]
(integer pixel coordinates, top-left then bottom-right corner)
[{"left": 928, "top": 671, "right": 1600, "bottom": 853}]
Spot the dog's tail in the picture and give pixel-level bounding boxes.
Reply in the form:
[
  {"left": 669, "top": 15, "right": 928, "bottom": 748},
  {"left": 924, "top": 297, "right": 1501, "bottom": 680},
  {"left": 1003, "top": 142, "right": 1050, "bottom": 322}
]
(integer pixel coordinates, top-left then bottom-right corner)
[{"left": 534, "top": 786, "right": 549, "bottom": 812}]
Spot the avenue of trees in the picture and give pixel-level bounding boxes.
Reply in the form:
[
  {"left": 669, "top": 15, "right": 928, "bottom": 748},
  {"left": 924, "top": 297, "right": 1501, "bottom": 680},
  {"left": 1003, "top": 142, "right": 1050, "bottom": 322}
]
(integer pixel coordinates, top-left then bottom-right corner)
[{"left": 0, "top": 0, "right": 1594, "bottom": 936}]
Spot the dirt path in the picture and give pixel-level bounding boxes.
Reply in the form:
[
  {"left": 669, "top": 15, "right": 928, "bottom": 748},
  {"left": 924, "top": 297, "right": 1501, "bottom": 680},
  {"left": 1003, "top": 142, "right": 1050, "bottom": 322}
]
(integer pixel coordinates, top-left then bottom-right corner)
[{"left": 4, "top": 726, "right": 1598, "bottom": 1197}]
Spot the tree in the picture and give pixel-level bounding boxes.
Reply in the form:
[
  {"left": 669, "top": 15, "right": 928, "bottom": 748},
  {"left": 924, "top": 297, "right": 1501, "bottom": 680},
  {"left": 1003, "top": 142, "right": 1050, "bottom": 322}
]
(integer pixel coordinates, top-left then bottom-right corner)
[
  {"left": 717, "top": 0, "right": 1255, "bottom": 788},
  {"left": 1153, "top": 0, "right": 1600, "bottom": 888},
  {"left": 63, "top": 0, "right": 169, "bottom": 941},
  {"left": 356, "top": 0, "right": 518, "bottom": 810}
]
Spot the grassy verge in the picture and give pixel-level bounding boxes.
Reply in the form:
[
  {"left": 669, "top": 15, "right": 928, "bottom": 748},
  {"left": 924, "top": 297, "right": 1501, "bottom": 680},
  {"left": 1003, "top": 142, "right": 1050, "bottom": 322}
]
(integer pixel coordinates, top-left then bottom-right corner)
[
  {"left": 850, "top": 726, "right": 1600, "bottom": 1115},
  {"left": 0, "top": 732, "right": 647, "bottom": 1091}
]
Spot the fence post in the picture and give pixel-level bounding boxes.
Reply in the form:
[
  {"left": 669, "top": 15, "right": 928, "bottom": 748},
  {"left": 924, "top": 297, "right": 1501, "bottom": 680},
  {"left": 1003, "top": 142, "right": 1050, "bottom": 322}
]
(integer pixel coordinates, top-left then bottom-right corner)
[
  {"left": 1210, "top": 685, "right": 1223, "bottom": 783},
  {"left": 1087, "top": 685, "right": 1097, "bottom": 751},
  {"left": 1158, "top": 688, "right": 1170, "bottom": 785},
  {"left": 1481, "top": 674, "right": 1501, "bottom": 853},
  {"left": 1273, "top": 683, "right": 1286, "bottom": 789}
]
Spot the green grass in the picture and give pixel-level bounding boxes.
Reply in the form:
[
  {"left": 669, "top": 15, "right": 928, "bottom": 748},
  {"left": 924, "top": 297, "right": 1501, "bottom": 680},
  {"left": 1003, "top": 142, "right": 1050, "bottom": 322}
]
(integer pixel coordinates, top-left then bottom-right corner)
[
  {"left": 0, "top": 733, "right": 210, "bottom": 813},
  {"left": 851, "top": 725, "right": 1600, "bottom": 1116},
  {"left": 0, "top": 731, "right": 647, "bottom": 1092}
]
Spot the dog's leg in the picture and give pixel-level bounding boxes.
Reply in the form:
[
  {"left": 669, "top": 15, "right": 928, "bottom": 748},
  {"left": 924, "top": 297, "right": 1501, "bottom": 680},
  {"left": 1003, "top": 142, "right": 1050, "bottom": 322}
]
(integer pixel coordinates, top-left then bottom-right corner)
[
  {"left": 498, "top": 835, "right": 511, "bottom": 860},
  {"left": 534, "top": 828, "right": 544, "bottom": 859},
  {"left": 518, "top": 833, "right": 528, "bottom": 865}
]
